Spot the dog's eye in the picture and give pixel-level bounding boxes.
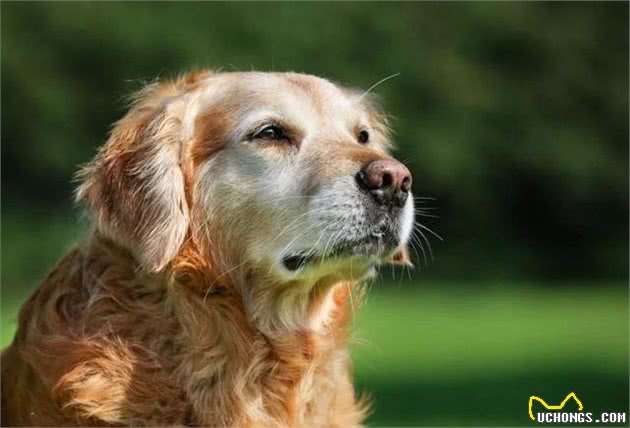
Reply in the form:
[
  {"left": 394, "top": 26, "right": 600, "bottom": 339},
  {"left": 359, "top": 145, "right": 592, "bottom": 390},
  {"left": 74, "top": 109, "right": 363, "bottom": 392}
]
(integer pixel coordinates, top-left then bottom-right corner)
[
  {"left": 358, "top": 129, "right": 369, "bottom": 144},
  {"left": 253, "top": 125, "right": 287, "bottom": 142}
]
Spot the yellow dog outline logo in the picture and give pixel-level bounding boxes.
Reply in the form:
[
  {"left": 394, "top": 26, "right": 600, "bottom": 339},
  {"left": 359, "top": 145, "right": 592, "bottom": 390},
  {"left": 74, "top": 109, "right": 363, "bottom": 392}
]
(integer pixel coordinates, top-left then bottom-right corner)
[{"left": 528, "top": 392, "right": 583, "bottom": 421}]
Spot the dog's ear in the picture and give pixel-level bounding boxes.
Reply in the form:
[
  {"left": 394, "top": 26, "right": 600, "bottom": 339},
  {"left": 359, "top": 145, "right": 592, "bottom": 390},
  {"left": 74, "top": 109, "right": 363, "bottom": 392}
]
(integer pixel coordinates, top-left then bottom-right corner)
[
  {"left": 387, "top": 245, "right": 413, "bottom": 268},
  {"left": 76, "top": 81, "right": 193, "bottom": 272}
]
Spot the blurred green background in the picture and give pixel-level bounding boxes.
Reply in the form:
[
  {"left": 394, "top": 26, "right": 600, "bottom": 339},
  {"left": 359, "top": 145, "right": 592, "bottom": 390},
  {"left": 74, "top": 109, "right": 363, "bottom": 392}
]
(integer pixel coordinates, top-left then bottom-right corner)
[{"left": 1, "top": 2, "right": 628, "bottom": 426}]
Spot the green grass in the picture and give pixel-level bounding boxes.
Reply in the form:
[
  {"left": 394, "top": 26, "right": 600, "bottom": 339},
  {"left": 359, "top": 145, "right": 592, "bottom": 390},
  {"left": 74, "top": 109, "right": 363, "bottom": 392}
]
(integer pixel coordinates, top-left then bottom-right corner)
[
  {"left": 2, "top": 283, "right": 628, "bottom": 426},
  {"left": 352, "top": 284, "right": 629, "bottom": 426}
]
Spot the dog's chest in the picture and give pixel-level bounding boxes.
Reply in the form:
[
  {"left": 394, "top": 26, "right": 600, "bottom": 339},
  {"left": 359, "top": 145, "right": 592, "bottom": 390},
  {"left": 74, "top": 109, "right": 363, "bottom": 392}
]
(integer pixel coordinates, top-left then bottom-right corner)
[{"left": 180, "top": 332, "right": 347, "bottom": 428}]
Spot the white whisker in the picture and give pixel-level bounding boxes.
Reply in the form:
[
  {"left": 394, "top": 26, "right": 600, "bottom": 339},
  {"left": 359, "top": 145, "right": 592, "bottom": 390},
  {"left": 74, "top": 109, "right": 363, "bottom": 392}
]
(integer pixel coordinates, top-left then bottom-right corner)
[
  {"left": 359, "top": 72, "right": 400, "bottom": 100},
  {"left": 415, "top": 228, "right": 434, "bottom": 261},
  {"left": 414, "top": 221, "right": 443, "bottom": 241}
]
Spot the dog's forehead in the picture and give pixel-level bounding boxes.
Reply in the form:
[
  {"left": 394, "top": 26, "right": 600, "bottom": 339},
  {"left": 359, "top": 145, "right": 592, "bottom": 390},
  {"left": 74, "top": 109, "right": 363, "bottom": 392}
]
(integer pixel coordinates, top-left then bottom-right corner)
[
  {"left": 224, "top": 72, "right": 344, "bottom": 98},
  {"left": 200, "top": 72, "right": 361, "bottom": 119}
]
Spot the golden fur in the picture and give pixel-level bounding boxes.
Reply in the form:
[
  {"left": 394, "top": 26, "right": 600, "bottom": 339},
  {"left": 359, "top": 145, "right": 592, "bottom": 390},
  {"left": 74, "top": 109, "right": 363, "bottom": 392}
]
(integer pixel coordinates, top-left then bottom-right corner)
[{"left": 2, "top": 70, "right": 412, "bottom": 427}]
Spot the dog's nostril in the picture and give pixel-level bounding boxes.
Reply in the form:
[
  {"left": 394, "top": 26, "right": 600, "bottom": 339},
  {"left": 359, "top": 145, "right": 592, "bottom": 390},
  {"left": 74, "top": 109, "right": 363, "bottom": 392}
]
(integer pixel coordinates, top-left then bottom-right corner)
[
  {"left": 401, "top": 176, "right": 411, "bottom": 193},
  {"left": 381, "top": 172, "right": 393, "bottom": 190}
]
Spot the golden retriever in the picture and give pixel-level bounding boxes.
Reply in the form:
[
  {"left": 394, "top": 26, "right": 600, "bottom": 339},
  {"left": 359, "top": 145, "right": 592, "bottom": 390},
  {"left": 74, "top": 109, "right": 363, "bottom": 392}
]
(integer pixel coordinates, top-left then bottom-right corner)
[{"left": 1, "top": 70, "right": 414, "bottom": 427}]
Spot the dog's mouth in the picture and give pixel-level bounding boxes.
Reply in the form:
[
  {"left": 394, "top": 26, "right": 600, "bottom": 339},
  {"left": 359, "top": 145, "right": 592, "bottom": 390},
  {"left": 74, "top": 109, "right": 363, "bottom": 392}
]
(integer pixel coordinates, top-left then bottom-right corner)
[
  {"left": 281, "top": 231, "right": 399, "bottom": 272},
  {"left": 281, "top": 254, "right": 316, "bottom": 271}
]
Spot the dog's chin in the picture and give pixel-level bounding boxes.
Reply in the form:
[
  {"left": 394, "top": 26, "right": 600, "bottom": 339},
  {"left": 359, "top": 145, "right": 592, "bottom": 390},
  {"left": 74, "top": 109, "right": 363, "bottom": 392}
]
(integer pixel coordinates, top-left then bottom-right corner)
[{"left": 277, "top": 233, "right": 400, "bottom": 280}]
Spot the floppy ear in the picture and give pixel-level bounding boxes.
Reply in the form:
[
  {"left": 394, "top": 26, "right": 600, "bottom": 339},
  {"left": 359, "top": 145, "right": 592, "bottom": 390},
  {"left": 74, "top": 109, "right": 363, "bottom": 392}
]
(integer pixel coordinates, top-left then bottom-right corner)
[
  {"left": 387, "top": 245, "right": 413, "bottom": 268},
  {"left": 76, "top": 85, "right": 190, "bottom": 272}
]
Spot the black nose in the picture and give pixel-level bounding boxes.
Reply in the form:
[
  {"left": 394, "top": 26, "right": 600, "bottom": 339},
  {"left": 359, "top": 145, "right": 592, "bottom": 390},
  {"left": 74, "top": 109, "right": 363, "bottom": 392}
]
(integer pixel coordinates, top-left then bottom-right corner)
[{"left": 357, "top": 159, "right": 412, "bottom": 207}]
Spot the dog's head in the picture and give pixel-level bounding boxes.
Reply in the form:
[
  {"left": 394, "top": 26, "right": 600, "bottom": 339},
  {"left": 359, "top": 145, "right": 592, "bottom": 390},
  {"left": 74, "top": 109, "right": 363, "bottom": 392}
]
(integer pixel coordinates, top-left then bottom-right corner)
[{"left": 77, "top": 71, "right": 414, "bottom": 284}]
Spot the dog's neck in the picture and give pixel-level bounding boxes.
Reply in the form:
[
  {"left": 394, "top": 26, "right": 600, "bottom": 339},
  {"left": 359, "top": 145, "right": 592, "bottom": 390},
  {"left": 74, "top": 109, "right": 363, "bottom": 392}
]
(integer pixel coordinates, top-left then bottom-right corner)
[
  {"left": 166, "top": 278, "right": 356, "bottom": 427},
  {"left": 164, "top": 234, "right": 363, "bottom": 338},
  {"left": 86, "top": 233, "right": 358, "bottom": 341},
  {"left": 244, "top": 274, "right": 358, "bottom": 337}
]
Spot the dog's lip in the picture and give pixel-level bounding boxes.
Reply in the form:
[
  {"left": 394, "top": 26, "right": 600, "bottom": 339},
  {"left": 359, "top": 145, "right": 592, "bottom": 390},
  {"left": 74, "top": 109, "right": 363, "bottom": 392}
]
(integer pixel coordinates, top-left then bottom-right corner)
[
  {"left": 281, "top": 233, "right": 398, "bottom": 272},
  {"left": 281, "top": 254, "right": 316, "bottom": 271}
]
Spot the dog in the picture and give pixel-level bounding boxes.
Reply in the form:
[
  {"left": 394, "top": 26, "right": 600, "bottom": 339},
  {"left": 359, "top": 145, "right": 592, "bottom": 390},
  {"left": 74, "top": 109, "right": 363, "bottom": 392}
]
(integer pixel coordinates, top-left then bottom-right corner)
[{"left": 1, "top": 70, "right": 415, "bottom": 427}]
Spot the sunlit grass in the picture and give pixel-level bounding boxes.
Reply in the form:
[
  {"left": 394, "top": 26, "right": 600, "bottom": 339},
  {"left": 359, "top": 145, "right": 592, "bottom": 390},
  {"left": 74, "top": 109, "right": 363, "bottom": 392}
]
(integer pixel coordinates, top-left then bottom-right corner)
[
  {"left": 352, "top": 284, "right": 628, "bottom": 426},
  {"left": 353, "top": 284, "right": 628, "bottom": 379}
]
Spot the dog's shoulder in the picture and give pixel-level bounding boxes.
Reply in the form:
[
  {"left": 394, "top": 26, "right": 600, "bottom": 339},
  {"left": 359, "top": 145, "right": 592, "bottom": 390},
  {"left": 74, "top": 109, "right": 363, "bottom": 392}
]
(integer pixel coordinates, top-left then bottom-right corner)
[{"left": 4, "top": 244, "right": 190, "bottom": 426}]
